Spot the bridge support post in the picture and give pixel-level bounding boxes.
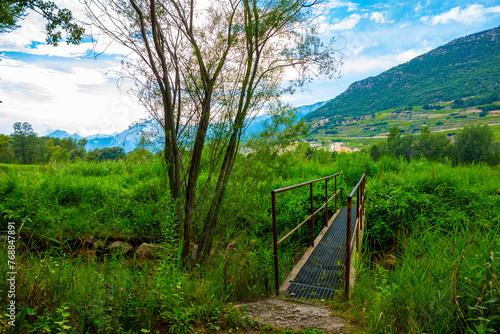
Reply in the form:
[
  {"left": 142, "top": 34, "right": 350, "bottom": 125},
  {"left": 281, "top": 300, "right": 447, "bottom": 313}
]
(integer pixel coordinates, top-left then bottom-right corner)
[
  {"left": 310, "top": 183, "right": 315, "bottom": 247},
  {"left": 335, "top": 175, "right": 338, "bottom": 212},
  {"left": 272, "top": 191, "right": 280, "bottom": 296},
  {"left": 345, "top": 196, "right": 352, "bottom": 301},
  {"left": 325, "top": 179, "right": 328, "bottom": 227}
]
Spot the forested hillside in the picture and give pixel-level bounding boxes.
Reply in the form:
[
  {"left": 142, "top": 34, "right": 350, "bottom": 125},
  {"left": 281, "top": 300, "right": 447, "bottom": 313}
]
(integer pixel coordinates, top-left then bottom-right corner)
[{"left": 306, "top": 26, "right": 500, "bottom": 121}]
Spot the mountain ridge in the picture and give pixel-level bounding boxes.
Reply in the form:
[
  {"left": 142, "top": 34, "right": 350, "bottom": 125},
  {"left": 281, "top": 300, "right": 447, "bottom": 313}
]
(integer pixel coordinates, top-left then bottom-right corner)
[
  {"left": 306, "top": 26, "right": 500, "bottom": 122},
  {"left": 46, "top": 101, "right": 327, "bottom": 151}
]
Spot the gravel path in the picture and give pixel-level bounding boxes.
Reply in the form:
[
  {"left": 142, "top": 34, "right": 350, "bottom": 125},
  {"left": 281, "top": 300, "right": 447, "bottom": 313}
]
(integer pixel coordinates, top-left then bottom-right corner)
[{"left": 237, "top": 299, "right": 360, "bottom": 334}]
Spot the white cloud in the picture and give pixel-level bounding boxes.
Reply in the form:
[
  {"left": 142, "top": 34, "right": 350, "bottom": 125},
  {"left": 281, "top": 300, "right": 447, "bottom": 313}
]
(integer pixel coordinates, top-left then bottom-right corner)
[
  {"left": 326, "top": 0, "right": 358, "bottom": 12},
  {"left": 350, "top": 45, "right": 366, "bottom": 56},
  {"left": 331, "top": 14, "right": 362, "bottom": 31},
  {"left": 0, "top": 57, "right": 144, "bottom": 136},
  {"left": 342, "top": 48, "right": 431, "bottom": 74},
  {"left": 0, "top": 0, "right": 132, "bottom": 59},
  {"left": 369, "top": 11, "right": 393, "bottom": 24},
  {"left": 315, "top": 12, "right": 363, "bottom": 34},
  {"left": 0, "top": 1, "right": 146, "bottom": 135},
  {"left": 421, "top": 4, "right": 500, "bottom": 25},
  {"left": 0, "top": 10, "right": 47, "bottom": 52},
  {"left": 394, "top": 49, "right": 429, "bottom": 63}
]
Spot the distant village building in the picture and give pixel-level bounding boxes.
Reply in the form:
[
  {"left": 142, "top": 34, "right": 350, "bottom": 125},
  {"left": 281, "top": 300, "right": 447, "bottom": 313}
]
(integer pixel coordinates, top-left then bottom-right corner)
[{"left": 328, "top": 142, "right": 353, "bottom": 153}]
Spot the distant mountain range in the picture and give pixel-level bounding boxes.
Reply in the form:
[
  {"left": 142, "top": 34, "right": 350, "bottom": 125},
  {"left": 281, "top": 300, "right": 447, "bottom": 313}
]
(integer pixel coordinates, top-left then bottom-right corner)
[
  {"left": 306, "top": 26, "right": 500, "bottom": 122},
  {"left": 47, "top": 102, "right": 327, "bottom": 151},
  {"left": 47, "top": 120, "right": 156, "bottom": 152}
]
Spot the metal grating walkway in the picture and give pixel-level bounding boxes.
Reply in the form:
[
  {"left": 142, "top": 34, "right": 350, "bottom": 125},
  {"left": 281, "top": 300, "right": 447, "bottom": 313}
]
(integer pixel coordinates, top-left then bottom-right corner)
[{"left": 282, "top": 207, "right": 357, "bottom": 299}]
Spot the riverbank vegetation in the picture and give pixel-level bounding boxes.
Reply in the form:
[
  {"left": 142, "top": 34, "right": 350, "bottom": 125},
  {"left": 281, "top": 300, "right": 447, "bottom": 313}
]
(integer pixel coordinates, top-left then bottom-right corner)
[{"left": 1, "top": 132, "right": 499, "bottom": 333}]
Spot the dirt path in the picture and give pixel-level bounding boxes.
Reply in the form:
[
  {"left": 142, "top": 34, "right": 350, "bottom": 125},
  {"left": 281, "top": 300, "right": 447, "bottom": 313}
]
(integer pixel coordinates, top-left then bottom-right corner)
[{"left": 236, "top": 299, "right": 360, "bottom": 333}]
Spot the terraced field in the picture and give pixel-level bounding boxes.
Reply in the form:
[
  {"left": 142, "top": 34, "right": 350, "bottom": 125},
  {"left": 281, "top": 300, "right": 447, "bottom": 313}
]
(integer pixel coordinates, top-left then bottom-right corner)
[{"left": 306, "top": 103, "right": 500, "bottom": 148}]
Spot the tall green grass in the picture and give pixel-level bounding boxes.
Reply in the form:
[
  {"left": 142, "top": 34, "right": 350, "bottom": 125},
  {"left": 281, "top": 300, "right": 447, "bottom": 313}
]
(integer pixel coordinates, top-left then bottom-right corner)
[
  {"left": 0, "top": 160, "right": 169, "bottom": 237},
  {"left": 347, "top": 160, "right": 500, "bottom": 333},
  {"left": 0, "top": 149, "right": 356, "bottom": 332},
  {"left": 4, "top": 149, "right": 495, "bottom": 333}
]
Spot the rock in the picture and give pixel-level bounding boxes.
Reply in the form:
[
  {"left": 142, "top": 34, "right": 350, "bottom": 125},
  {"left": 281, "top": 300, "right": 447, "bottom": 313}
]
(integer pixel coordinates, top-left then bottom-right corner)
[
  {"left": 135, "top": 243, "right": 163, "bottom": 259},
  {"left": 107, "top": 241, "right": 133, "bottom": 255},
  {"left": 191, "top": 244, "right": 198, "bottom": 259}
]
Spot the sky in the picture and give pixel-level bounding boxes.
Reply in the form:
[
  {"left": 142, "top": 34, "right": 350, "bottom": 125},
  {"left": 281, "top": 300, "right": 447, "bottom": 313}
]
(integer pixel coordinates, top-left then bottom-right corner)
[{"left": 1, "top": 0, "right": 499, "bottom": 136}]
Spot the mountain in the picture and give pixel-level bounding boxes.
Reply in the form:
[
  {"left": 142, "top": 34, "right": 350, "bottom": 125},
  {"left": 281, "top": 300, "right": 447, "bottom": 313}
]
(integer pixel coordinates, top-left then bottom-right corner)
[
  {"left": 242, "top": 100, "right": 327, "bottom": 138},
  {"left": 46, "top": 130, "right": 82, "bottom": 140},
  {"left": 306, "top": 26, "right": 500, "bottom": 121},
  {"left": 46, "top": 120, "right": 157, "bottom": 152},
  {"left": 46, "top": 101, "right": 325, "bottom": 151},
  {"left": 295, "top": 100, "right": 328, "bottom": 115}
]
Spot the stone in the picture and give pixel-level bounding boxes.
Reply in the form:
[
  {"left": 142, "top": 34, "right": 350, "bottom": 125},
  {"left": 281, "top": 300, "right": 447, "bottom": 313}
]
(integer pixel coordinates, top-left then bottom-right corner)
[
  {"left": 107, "top": 241, "right": 133, "bottom": 255},
  {"left": 135, "top": 243, "right": 163, "bottom": 259}
]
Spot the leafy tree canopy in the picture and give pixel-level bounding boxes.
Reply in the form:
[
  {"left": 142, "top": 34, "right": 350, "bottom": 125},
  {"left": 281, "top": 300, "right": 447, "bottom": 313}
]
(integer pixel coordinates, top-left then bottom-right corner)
[
  {"left": 0, "top": 134, "right": 14, "bottom": 163},
  {"left": 0, "top": 0, "right": 83, "bottom": 45},
  {"left": 11, "top": 122, "right": 40, "bottom": 164},
  {"left": 455, "top": 123, "right": 495, "bottom": 164}
]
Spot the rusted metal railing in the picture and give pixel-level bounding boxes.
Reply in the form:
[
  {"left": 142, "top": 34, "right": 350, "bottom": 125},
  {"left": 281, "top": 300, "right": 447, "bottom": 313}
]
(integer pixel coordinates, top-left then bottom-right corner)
[
  {"left": 344, "top": 173, "right": 366, "bottom": 300},
  {"left": 271, "top": 172, "right": 342, "bottom": 296}
]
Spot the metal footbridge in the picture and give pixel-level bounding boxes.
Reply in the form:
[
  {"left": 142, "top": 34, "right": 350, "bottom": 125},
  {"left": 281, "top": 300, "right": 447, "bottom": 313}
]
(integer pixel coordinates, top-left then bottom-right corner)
[{"left": 271, "top": 173, "right": 366, "bottom": 301}]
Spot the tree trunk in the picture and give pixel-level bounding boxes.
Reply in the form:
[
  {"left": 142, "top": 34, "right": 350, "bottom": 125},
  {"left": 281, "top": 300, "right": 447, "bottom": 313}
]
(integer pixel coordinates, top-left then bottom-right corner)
[
  {"left": 197, "top": 122, "right": 242, "bottom": 258},
  {"left": 164, "top": 134, "right": 183, "bottom": 237},
  {"left": 181, "top": 91, "right": 212, "bottom": 260}
]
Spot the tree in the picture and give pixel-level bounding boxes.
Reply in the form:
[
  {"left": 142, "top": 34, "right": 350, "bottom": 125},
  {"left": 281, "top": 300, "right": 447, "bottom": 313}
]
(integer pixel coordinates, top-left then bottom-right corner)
[
  {"left": 387, "top": 126, "right": 401, "bottom": 147},
  {"left": 0, "top": 0, "right": 83, "bottom": 45},
  {"left": 69, "top": 147, "right": 86, "bottom": 161},
  {"left": 369, "top": 142, "right": 387, "bottom": 162},
  {"left": 11, "top": 122, "right": 39, "bottom": 164},
  {"left": 85, "top": 0, "right": 342, "bottom": 260},
  {"left": 87, "top": 148, "right": 101, "bottom": 161},
  {"left": 99, "top": 147, "right": 125, "bottom": 161},
  {"left": 50, "top": 147, "right": 70, "bottom": 163},
  {"left": 0, "top": 134, "right": 14, "bottom": 163},
  {"left": 455, "top": 123, "right": 494, "bottom": 164},
  {"left": 415, "top": 126, "right": 449, "bottom": 160},
  {"left": 387, "top": 126, "right": 415, "bottom": 160}
]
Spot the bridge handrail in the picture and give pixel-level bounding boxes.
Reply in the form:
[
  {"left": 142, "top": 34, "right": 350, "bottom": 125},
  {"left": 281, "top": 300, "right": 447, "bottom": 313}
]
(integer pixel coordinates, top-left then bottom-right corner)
[
  {"left": 271, "top": 172, "right": 343, "bottom": 296},
  {"left": 345, "top": 173, "right": 366, "bottom": 300}
]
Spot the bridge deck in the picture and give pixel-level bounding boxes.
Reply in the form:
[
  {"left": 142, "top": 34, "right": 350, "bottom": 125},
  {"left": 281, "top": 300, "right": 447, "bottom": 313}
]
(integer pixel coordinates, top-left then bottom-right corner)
[{"left": 280, "top": 207, "right": 357, "bottom": 299}]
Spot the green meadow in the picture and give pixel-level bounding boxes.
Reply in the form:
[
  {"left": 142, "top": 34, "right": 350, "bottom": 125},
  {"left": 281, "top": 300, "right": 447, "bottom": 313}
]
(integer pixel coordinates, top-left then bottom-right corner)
[{"left": 1, "top": 147, "right": 499, "bottom": 333}]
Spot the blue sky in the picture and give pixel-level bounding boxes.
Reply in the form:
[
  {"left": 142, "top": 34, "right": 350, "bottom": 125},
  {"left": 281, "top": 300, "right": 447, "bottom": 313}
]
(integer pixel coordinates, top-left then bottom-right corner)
[{"left": 1, "top": 0, "right": 499, "bottom": 136}]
